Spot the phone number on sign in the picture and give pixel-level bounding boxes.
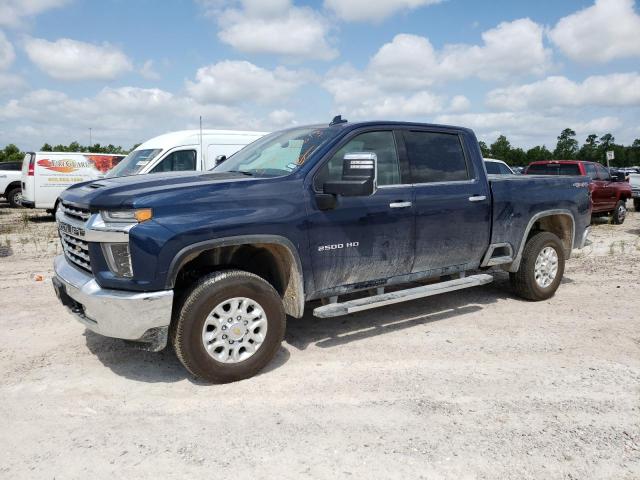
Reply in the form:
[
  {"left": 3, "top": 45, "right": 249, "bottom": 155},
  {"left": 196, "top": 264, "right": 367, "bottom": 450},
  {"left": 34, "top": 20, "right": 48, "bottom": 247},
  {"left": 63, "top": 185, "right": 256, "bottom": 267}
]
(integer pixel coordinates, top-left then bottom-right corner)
[{"left": 47, "top": 177, "right": 84, "bottom": 183}]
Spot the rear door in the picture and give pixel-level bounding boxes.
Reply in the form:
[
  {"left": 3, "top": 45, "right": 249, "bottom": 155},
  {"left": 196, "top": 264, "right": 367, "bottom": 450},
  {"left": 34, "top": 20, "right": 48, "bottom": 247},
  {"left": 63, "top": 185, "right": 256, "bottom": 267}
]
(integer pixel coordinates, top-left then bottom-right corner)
[
  {"left": 306, "top": 129, "right": 415, "bottom": 293},
  {"left": 21, "top": 153, "right": 35, "bottom": 203},
  {"left": 402, "top": 129, "right": 491, "bottom": 273}
]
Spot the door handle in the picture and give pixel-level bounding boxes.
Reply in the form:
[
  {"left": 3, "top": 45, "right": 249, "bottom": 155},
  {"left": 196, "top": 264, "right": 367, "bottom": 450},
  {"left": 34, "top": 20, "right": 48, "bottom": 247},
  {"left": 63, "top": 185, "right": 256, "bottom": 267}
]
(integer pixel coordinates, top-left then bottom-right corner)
[
  {"left": 389, "top": 201, "right": 412, "bottom": 208},
  {"left": 468, "top": 195, "right": 487, "bottom": 202}
]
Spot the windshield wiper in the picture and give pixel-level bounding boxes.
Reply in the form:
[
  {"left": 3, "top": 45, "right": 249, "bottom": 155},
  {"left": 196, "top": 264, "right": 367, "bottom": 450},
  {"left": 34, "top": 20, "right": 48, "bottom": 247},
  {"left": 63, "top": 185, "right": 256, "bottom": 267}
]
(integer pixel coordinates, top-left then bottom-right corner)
[{"left": 226, "top": 170, "right": 254, "bottom": 176}]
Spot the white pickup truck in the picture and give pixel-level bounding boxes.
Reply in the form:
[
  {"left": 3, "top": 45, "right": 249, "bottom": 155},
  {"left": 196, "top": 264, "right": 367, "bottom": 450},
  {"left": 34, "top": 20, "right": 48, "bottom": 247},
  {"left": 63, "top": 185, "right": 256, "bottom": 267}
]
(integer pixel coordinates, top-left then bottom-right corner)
[
  {"left": 630, "top": 173, "right": 640, "bottom": 211},
  {"left": 0, "top": 161, "right": 22, "bottom": 207}
]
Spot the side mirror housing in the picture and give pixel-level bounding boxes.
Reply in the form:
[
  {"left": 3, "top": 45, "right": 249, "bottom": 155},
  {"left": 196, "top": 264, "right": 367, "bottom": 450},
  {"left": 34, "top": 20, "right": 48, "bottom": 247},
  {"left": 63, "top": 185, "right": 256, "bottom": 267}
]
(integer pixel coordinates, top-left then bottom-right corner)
[
  {"left": 214, "top": 154, "right": 227, "bottom": 167},
  {"left": 323, "top": 152, "right": 377, "bottom": 197}
]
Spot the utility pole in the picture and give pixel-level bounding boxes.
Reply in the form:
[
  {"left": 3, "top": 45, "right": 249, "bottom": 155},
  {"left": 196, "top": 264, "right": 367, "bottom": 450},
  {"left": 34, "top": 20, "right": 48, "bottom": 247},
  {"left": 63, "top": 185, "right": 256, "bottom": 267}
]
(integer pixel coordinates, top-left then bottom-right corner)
[{"left": 89, "top": 128, "right": 92, "bottom": 147}]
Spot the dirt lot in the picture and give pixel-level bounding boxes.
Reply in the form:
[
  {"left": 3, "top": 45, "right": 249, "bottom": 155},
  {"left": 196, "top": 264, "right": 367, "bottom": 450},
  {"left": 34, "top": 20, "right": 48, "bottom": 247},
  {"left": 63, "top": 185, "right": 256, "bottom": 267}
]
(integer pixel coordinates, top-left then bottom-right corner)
[{"left": 1, "top": 201, "right": 639, "bottom": 479}]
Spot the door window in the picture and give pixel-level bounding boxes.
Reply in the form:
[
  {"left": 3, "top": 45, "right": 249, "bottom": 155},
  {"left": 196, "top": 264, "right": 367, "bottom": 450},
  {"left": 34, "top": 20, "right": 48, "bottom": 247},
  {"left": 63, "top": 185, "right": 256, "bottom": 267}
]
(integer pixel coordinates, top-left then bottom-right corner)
[
  {"left": 595, "top": 164, "right": 611, "bottom": 181},
  {"left": 403, "top": 131, "right": 469, "bottom": 183},
  {"left": 150, "top": 150, "right": 197, "bottom": 173},
  {"left": 584, "top": 163, "right": 598, "bottom": 180},
  {"left": 314, "top": 131, "right": 401, "bottom": 190}
]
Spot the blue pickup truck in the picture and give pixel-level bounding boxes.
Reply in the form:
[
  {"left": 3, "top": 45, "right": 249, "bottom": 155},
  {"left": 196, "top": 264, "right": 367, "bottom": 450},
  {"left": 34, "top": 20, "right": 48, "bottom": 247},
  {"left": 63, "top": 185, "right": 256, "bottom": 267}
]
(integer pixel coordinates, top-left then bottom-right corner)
[{"left": 52, "top": 118, "right": 592, "bottom": 382}]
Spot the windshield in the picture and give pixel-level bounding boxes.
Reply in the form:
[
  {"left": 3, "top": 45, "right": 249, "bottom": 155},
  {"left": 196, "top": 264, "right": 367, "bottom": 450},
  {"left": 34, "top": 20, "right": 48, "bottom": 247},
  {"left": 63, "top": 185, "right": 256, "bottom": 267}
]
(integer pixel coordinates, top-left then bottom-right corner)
[
  {"left": 213, "top": 126, "right": 341, "bottom": 177},
  {"left": 527, "top": 163, "right": 581, "bottom": 175},
  {"left": 106, "top": 148, "right": 162, "bottom": 177}
]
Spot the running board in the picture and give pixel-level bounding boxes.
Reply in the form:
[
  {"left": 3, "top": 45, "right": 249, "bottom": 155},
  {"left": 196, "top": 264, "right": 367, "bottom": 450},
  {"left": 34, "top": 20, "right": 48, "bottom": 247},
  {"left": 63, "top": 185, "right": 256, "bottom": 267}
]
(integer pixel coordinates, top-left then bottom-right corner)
[{"left": 313, "top": 274, "right": 493, "bottom": 318}]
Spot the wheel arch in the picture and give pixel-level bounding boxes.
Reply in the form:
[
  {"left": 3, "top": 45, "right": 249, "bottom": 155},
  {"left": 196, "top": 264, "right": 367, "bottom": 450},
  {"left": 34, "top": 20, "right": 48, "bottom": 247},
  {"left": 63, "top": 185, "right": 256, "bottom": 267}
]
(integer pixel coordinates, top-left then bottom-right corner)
[
  {"left": 506, "top": 210, "right": 575, "bottom": 273},
  {"left": 4, "top": 180, "right": 21, "bottom": 196},
  {"left": 167, "top": 235, "right": 305, "bottom": 318}
]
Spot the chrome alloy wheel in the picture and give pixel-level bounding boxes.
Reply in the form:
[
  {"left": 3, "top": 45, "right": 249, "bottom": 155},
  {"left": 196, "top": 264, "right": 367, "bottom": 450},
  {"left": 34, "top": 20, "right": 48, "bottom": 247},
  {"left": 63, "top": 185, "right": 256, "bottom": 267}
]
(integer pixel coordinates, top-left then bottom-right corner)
[
  {"left": 616, "top": 203, "right": 627, "bottom": 222},
  {"left": 201, "top": 297, "right": 267, "bottom": 363},
  {"left": 534, "top": 246, "right": 559, "bottom": 288}
]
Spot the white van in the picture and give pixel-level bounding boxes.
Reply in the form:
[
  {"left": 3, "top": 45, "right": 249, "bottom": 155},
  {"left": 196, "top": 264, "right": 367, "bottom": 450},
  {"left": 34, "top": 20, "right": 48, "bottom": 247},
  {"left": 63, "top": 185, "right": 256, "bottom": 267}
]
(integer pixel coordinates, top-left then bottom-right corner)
[
  {"left": 105, "top": 129, "right": 268, "bottom": 178},
  {"left": 21, "top": 152, "right": 125, "bottom": 211}
]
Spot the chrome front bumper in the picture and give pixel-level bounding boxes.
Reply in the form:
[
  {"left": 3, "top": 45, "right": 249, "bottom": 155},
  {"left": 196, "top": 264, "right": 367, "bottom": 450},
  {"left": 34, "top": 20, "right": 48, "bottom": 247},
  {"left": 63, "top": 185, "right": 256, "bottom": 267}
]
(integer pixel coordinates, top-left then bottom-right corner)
[{"left": 52, "top": 255, "right": 174, "bottom": 342}]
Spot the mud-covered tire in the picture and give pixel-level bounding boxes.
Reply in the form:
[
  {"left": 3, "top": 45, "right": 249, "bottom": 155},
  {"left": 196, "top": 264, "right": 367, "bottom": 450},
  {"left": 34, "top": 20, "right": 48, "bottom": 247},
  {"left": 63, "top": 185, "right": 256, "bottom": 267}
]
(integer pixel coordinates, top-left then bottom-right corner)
[
  {"left": 510, "top": 231, "right": 565, "bottom": 301},
  {"left": 612, "top": 200, "right": 627, "bottom": 224},
  {"left": 7, "top": 187, "right": 22, "bottom": 208},
  {"left": 634, "top": 199, "right": 640, "bottom": 212},
  {"left": 171, "top": 270, "right": 286, "bottom": 383}
]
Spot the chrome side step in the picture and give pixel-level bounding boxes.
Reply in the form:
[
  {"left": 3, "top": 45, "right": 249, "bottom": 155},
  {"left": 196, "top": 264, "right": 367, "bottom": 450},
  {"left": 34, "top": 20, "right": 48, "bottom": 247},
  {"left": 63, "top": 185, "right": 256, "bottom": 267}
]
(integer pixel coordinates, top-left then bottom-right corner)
[{"left": 313, "top": 274, "right": 493, "bottom": 318}]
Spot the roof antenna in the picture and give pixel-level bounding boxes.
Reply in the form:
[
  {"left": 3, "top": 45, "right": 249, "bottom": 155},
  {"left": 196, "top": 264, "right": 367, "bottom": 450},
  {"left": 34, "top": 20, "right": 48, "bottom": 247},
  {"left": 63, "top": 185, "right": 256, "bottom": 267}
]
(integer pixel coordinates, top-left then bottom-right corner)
[{"left": 330, "top": 115, "right": 347, "bottom": 126}]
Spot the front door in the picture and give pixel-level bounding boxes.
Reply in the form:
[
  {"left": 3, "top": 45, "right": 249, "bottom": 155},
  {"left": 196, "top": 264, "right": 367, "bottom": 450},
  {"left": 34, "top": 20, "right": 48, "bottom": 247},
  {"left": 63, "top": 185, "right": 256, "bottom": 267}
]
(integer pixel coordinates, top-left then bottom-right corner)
[
  {"left": 594, "top": 163, "right": 616, "bottom": 210},
  {"left": 401, "top": 129, "right": 491, "bottom": 274},
  {"left": 306, "top": 130, "right": 415, "bottom": 294}
]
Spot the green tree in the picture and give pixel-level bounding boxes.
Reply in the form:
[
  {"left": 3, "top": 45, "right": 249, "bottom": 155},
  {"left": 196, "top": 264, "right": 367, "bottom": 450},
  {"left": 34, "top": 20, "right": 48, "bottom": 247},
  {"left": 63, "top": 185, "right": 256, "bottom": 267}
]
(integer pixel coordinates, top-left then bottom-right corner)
[
  {"left": 526, "top": 145, "right": 552, "bottom": 163},
  {"left": 490, "top": 135, "right": 511, "bottom": 161},
  {"left": 0, "top": 144, "right": 24, "bottom": 163},
  {"left": 40, "top": 143, "right": 53, "bottom": 151},
  {"left": 553, "top": 128, "right": 578, "bottom": 159},
  {"left": 478, "top": 141, "right": 490, "bottom": 157},
  {"left": 578, "top": 134, "right": 599, "bottom": 161}
]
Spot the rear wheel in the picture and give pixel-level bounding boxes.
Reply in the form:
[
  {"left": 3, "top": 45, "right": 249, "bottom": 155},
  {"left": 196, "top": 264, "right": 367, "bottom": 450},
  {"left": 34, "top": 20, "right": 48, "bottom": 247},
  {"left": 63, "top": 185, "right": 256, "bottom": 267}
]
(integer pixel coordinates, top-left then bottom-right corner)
[
  {"left": 171, "top": 270, "right": 286, "bottom": 383},
  {"left": 6, "top": 187, "right": 22, "bottom": 208},
  {"left": 510, "top": 231, "right": 565, "bottom": 301},
  {"left": 612, "top": 200, "right": 627, "bottom": 224},
  {"left": 634, "top": 199, "right": 640, "bottom": 212}
]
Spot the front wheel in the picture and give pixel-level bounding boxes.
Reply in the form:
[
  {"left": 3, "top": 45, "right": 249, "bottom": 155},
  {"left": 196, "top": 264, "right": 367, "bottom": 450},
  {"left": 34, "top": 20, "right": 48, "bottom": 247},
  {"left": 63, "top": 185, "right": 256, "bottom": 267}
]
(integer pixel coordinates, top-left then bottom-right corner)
[
  {"left": 171, "top": 270, "right": 286, "bottom": 383},
  {"left": 612, "top": 200, "right": 627, "bottom": 224},
  {"left": 634, "top": 198, "right": 640, "bottom": 212},
  {"left": 7, "top": 187, "right": 22, "bottom": 208},
  {"left": 510, "top": 231, "right": 565, "bottom": 301}
]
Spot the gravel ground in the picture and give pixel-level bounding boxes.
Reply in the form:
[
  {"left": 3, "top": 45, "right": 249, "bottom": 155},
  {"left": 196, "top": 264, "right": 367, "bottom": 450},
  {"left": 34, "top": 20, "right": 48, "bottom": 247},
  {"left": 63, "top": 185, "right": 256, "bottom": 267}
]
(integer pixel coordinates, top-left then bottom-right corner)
[{"left": 0, "top": 201, "right": 639, "bottom": 479}]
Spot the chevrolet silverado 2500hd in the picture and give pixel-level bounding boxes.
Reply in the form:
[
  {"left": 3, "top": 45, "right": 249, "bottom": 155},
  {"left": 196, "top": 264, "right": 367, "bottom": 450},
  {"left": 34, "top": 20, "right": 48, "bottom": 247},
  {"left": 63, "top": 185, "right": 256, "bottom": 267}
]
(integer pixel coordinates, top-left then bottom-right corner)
[{"left": 52, "top": 119, "right": 592, "bottom": 382}]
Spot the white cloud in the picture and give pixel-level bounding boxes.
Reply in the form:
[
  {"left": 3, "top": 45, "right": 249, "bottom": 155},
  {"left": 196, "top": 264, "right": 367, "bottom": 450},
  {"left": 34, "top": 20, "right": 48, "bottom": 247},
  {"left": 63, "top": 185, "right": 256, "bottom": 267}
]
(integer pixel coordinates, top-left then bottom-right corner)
[
  {"left": 449, "top": 95, "right": 471, "bottom": 112},
  {"left": 0, "top": 72, "right": 25, "bottom": 94},
  {"left": 486, "top": 73, "right": 640, "bottom": 110},
  {"left": 24, "top": 37, "right": 133, "bottom": 81},
  {"left": 268, "top": 109, "right": 296, "bottom": 127},
  {"left": 217, "top": 0, "right": 337, "bottom": 60},
  {"left": 370, "top": 19, "right": 551, "bottom": 89},
  {"left": 436, "top": 111, "right": 623, "bottom": 148},
  {"left": 323, "top": 64, "right": 445, "bottom": 118},
  {"left": 0, "top": 0, "right": 70, "bottom": 28},
  {"left": 139, "top": 60, "right": 160, "bottom": 80},
  {"left": 0, "top": 86, "right": 260, "bottom": 149},
  {"left": 0, "top": 30, "right": 15, "bottom": 69},
  {"left": 324, "top": 0, "right": 442, "bottom": 23},
  {"left": 185, "top": 60, "right": 308, "bottom": 105},
  {"left": 549, "top": 0, "right": 640, "bottom": 63}
]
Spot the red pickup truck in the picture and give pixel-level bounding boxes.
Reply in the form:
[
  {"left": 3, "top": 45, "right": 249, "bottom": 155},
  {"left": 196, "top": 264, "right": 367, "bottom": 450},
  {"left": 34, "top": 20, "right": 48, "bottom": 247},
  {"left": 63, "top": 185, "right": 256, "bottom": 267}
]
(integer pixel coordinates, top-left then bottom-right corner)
[{"left": 525, "top": 160, "right": 632, "bottom": 224}]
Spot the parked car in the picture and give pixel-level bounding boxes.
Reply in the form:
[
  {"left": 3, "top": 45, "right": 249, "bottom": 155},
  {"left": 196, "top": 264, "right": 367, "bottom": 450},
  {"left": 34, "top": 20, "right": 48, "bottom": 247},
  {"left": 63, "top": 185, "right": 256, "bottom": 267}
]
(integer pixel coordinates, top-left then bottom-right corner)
[
  {"left": 525, "top": 160, "right": 632, "bottom": 224},
  {"left": 21, "top": 152, "right": 125, "bottom": 213},
  {"left": 0, "top": 161, "right": 23, "bottom": 207},
  {"left": 630, "top": 173, "right": 640, "bottom": 211},
  {"left": 484, "top": 158, "right": 514, "bottom": 175},
  {"left": 105, "top": 129, "right": 268, "bottom": 178},
  {"left": 52, "top": 119, "right": 591, "bottom": 382}
]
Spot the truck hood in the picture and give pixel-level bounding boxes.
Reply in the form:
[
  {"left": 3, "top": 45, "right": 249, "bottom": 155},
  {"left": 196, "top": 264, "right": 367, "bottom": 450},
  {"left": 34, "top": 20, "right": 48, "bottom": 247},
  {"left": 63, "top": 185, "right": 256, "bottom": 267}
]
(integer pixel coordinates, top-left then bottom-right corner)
[{"left": 60, "top": 171, "right": 253, "bottom": 209}]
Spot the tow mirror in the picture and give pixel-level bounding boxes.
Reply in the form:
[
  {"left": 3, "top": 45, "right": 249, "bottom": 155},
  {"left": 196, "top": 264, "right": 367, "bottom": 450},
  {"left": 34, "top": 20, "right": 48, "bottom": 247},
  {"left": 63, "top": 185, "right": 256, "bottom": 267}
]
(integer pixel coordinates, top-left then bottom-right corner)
[
  {"left": 214, "top": 154, "right": 227, "bottom": 167},
  {"left": 323, "top": 152, "right": 377, "bottom": 197}
]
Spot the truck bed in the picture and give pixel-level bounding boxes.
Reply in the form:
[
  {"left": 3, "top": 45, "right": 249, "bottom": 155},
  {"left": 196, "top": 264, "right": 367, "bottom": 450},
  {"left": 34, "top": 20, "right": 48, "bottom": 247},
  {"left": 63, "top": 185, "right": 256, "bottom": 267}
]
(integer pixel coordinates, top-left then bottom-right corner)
[{"left": 487, "top": 174, "right": 592, "bottom": 267}]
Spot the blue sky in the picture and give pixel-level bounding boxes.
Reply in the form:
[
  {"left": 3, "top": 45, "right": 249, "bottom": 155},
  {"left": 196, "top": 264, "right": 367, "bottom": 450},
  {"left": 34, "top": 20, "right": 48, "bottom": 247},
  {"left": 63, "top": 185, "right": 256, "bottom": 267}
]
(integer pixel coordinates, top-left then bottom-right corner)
[{"left": 0, "top": 0, "right": 638, "bottom": 151}]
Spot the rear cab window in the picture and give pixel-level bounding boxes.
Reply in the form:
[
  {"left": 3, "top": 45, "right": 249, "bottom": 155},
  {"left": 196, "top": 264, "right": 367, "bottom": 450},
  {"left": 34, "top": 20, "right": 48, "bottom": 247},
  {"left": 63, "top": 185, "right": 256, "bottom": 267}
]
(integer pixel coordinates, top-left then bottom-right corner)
[
  {"left": 403, "top": 131, "right": 470, "bottom": 183},
  {"left": 527, "top": 163, "right": 581, "bottom": 175}
]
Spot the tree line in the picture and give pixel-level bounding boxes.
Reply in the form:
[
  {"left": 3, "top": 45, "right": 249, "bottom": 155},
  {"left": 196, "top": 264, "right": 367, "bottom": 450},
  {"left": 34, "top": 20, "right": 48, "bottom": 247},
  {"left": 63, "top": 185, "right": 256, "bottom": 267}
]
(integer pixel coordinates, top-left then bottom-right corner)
[
  {"left": 479, "top": 129, "right": 640, "bottom": 167},
  {"left": 2, "top": 130, "right": 640, "bottom": 167},
  {"left": 0, "top": 142, "right": 139, "bottom": 163}
]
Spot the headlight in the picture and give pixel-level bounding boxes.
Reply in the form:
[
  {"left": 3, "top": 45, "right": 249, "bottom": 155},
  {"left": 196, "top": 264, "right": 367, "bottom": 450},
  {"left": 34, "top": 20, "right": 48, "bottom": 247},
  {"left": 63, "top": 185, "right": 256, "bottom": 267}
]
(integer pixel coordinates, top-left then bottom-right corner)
[
  {"left": 101, "top": 208, "right": 153, "bottom": 223},
  {"left": 101, "top": 243, "right": 133, "bottom": 277}
]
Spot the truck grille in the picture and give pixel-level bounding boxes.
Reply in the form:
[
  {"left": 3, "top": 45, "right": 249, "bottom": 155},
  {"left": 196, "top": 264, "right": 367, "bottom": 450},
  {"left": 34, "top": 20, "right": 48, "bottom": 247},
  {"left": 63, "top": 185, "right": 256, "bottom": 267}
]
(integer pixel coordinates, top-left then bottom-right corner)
[
  {"left": 59, "top": 202, "right": 91, "bottom": 221},
  {"left": 58, "top": 202, "right": 92, "bottom": 272},
  {"left": 60, "top": 231, "right": 91, "bottom": 272}
]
